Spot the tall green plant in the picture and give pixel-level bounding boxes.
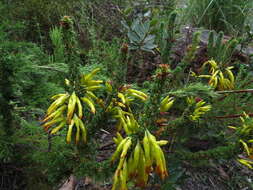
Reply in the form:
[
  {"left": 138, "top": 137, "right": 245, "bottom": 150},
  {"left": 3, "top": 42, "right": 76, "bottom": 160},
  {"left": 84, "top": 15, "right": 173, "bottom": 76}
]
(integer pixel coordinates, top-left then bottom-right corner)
[
  {"left": 160, "top": 11, "right": 177, "bottom": 64},
  {"left": 50, "top": 27, "right": 65, "bottom": 63},
  {"left": 60, "top": 16, "right": 81, "bottom": 85},
  {"left": 207, "top": 31, "right": 238, "bottom": 65}
]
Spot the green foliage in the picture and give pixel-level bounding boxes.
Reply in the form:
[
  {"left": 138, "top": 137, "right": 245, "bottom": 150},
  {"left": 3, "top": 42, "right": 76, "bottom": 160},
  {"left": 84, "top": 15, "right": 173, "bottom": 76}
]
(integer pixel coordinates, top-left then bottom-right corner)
[
  {"left": 211, "top": 65, "right": 253, "bottom": 118},
  {"left": 4, "top": 0, "right": 83, "bottom": 43},
  {"left": 50, "top": 27, "right": 65, "bottom": 63},
  {"left": 169, "top": 83, "right": 218, "bottom": 99},
  {"left": 182, "top": 31, "right": 201, "bottom": 64},
  {"left": 183, "top": 0, "right": 253, "bottom": 35},
  {"left": 16, "top": 120, "right": 76, "bottom": 185},
  {"left": 0, "top": 25, "right": 62, "bottom": 174},
  {"left": 176, "top": 144, "right": 239, "bottom": 161},
  {"left": 0, "top": 41, "right": 62, "bottom": 109},
  {"left": 0, "top": 136, "right": 14, "bottom": 162},
  {"left": 207, "top": 31, "right": 239, "bottom": 65},
  {"left": 1, "top": 0, "right": 253, "bottom": 189},
  {"left": 123, "top": 17, "right": 157, "bottom": 53},
  {"left": 85, "top": 38, "right": 127, "bottom": 86},
  {"left": 79, "top": 0, "right": 126, "bottom": 40},
  {"left": 238, "top": 25, "right": 253, "bottom": 53},
  {"left": 173, "top": 31, "right": 201, "bottom": 83},
  {"left": 159, "top": 11, "right": 178, "bottom": 64}
]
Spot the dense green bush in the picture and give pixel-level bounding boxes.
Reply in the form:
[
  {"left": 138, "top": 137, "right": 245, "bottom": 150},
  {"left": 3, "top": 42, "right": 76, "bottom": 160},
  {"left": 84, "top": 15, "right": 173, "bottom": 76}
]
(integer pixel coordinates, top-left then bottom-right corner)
[
  {"left": 3, "top": 0, "right": 126, "bottom": 45},
  {"left": 3, "top": 0, "right": 82, "bottom": 44},
  {"left": 0, "top": 22, "right": 63, "bottom": 187}
]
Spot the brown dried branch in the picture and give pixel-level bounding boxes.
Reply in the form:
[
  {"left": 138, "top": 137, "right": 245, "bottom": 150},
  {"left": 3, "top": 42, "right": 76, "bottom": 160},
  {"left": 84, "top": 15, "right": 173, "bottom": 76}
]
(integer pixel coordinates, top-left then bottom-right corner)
[
  {"left": 215, "top": 113, "right": 253, "bottom": 119},
  {"left": 217, "top": 89, "right": 253, "bottom": 94}
]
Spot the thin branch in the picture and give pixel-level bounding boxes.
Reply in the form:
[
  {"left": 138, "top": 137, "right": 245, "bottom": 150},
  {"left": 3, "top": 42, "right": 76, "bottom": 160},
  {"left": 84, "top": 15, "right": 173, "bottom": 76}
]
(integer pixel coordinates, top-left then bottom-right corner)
[
  {"left": 33, "top": 65, "right": 67, "bottom": 73},
  {"left": 98, "top": 142, "right": 114, "bottom": 151},
  {"left": 217, "top": 89, "right": 253, "bottom": 94},
  {"left": 215, "top": 113, "right": 253, "bottom": 119}
]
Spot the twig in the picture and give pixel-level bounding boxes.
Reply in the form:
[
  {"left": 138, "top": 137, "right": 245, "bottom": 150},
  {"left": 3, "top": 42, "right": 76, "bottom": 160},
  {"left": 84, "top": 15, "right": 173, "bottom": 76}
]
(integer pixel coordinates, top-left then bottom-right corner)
[
  {"left": 98, "top": 142, "right": 114, "bottom": 151},
  {"left": 100, "top": 129, "right": 110, "bottom": 135},
  {"left": 215, "top": 113, "right": 253, "bottom": 119},
  {"left": 217, "top": 89, "right": 253, "bottom": 94},
  {"left": 33, "top": 65, "right": 67, "bottom": 73}
]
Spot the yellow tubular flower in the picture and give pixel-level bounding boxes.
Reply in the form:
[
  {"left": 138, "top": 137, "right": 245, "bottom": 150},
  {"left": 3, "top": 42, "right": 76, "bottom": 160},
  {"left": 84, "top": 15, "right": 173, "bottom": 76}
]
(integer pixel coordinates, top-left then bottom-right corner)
[
  {"left": 187, "top": 97, "right": 211, "bottom": 121},
  {"left": 197, "top": 60, "right": 235, "bottom": 90},
  {"left": 111, "top": 129, "right": 169, "bottom": 190}
]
